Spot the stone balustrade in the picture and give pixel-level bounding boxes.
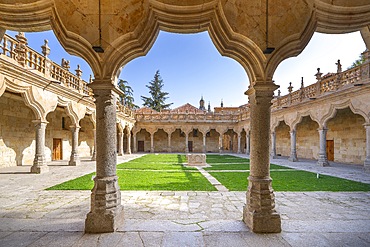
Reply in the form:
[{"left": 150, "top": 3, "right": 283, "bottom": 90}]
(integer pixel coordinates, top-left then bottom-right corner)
[
  {"left": 272, "top": 54, "right": 370, "bottom": 110},
  {"left": 0, "top": 33, "right": 135, "bottom": 119}
]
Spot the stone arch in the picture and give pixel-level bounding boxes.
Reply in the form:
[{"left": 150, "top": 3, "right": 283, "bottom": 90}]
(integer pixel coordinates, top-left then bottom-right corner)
[
  {"left": 1, "top": 76, "right": 57, "bottom": 121},
  {"left": 79, "top": 113, "right": 95, "bottom": 157},
  {"left": 326, "top": 107, "right": 367, "bottom": 164},
  {"left": 275, "top": 120, "right": 290, "bottom": 157},
  {"left": 321, "top": 100, "right": 369, "bottom": 128},
  {"left": 57, "top": 97, "right": 87, "bottom": 127},
  {"left": 291, "top": 111, "right": 320, "bottom": 131},
  {"left": 295, "top": 115, "right": 320, "bottom": 160}
]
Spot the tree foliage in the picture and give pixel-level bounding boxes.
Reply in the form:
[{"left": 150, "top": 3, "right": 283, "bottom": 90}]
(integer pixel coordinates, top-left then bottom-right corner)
[
  {"left": 348, "top": 52, "right": 366, "bottom": 69},
  {"left": 141, "top": 70, "right": 173, "bottom": 111},
  {"left": 117, "top": 79, "right": 138, "bottom": 109}
]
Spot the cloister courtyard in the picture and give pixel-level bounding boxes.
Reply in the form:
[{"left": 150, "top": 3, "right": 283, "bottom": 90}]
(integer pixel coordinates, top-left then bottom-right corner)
[{"left": 0, "top": 154, "right": 369, "bottom": 246}]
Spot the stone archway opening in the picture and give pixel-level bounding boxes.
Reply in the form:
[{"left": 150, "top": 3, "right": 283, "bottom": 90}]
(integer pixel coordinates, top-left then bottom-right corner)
[
  {"left": 296, "top": 116, "right": 319, "bottom": 160},
  {"left": 326, "top": 107, "right": 366, "bottom": 164},
  {"left": 274, "top": 121, "right": 290, "bottom": 158}
]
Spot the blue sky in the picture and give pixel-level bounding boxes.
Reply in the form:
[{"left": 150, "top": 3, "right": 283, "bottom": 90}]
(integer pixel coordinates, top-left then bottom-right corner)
[{"left": 6, "top": 30, "right": 366, "bottom": 108}]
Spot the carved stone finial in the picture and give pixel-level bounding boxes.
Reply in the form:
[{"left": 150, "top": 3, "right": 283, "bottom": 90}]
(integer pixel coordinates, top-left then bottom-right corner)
[
  {"left": 89, "top": 74, "right": 93, "bottom": 83},
  {"left": 221, "top": 99, "right": 224, "bottom": 108},
  {"left": 15, "top": 32, "right": 28, "bottom": 66},
  {"left": 288, "top": 82, "right": 293, "bottom": 93},
  {"left": 277, "top": 90, "right": 281, "bottom": 97},
  {"left": 300, "top": 77, "right": 304, "bottom": 89},
  {"left": 336, "top": 59, "right": 342, "bottom": 73},
  {"left": 41, "top": 39, "right": 50, "bottom": 57},
  {"left": 75, "top": 65, "right": 82, "bottom": 78},
  {"left": 61, "top": 58, "right": 70, "bottom": 70},
  {"left": 315, "top": 68, "right": 322, "bottom": 81}
]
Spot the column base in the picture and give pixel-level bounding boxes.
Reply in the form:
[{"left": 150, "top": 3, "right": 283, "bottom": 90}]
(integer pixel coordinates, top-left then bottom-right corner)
[
  {"left": 288, "top": 155, "right": 298, "bottom": 162},
  {"left": 85, "top": 175, "right": 124, "bottom": 233},
  {"left": 126, "top": 150, "right": 131, "bottom": 155},
  {"left": 243, "top": 209, "right": 281, "bottom": 233},
  {"left": 68, "top": 160, "right": 81, "bottom": 166},
  {"left": 85, "top": 205, "right": 124, "bottom": 233},
  {"left": 30, "top": 165, "right": 49, "bottom": 174},
  {"left": 118, "top": 152, "right": 124, "bottom": 156},
  {"left": 243, "top": 176, "right": 281, "bottom": 233},
  {"left": 317, "top": 155, "right": 330, "bottom": 167},
  {"left": 364, "top": 159, "right": 370, "bottom": 173}
]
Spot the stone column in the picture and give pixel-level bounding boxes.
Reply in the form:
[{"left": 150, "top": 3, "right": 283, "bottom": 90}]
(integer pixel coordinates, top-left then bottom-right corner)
[
  {"left": 133, "top": 133, "right": 137, "bottom": 153},
  {"left": 243, "top": 83, "right": 281, "bottom": 233},
  {"left": 117, "top": 131, "right": 124, "bottom": 156},
  {"left": 126, "top": 130, "right": 132, "bottom": 154},
  {"left": 246, "top": 131, "right": 250, "bottom": 155},
  {"left": 202, "top": 133, "right": 207, "bottom": 153},
  {"left": 237, "top": 133, "right": 241, "bottom": 154},
  {"left": 317, "top": 128, "right": 329, "bottom": 166},
  {"left": 185, "top": 132, "right": 189, "bottom": 153},
  {"left": 69, "top": 125, "right": 81, "bottom": 166},
  {"left": 150, "top": 132, "right": 154, "bottom": 153},
  {"left": 219, "top": 134, "right": 223, "bottom": 153},
  {"left": 270, "top": 131, "right": 277, "bottom": 159},
  {"left": 91, "top": 129, "right": 96, "bottom": 161},
  {"left": 365, "top": 124, "right": 370, "bottom": 172},
  {"left": 288, "top": 130, "right": 298, "bottom": 162},
  {"left": 167, "top": 133, "right": 172, "bottom": 153},
  {"left": 30, "top": 120, "right": 49, "bottom": 174},
  {"left": 85, "top": 82, "right": 124, "bottom": 233}
]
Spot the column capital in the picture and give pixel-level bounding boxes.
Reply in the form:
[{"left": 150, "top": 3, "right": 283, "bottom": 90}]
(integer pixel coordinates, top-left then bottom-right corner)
[
  {"left": 90, "top": 79, "right": 122, "bottom": 96},
  {"left": 32, "top": 119, "right": 48, "bottom": 125},
  {"left": 363, "top": 123, "right": 370, "bottom": 128},
  {"left": 69, "top": 125, "right": 81, "bottom": 130},
  {"left": 245, "top": 82, "right": 279, "bottom": 96}
]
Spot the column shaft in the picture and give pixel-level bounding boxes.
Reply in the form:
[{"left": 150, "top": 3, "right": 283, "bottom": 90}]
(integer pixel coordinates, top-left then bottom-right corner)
[
  {"left": 150, "top": 133, "right": 154, "bottom": 153},
  {"left": 126, "top": 131, "right": 131, "bottom": 154},
  {"left": 246, "top": 131, "right": 250, "bottom": 155},
  {"left": 85, "top": 84, "right": 124, "bottom": 233},
  {"left": 69, "top": 126, "right": 80, "bottom": 166},
  {"left": 237, "top": 134, "right": 241, "bottom": 153},
  {"left": 91, "top": 129, "right": 96, "bottom": 161},
  {"left": 117, "top": 132, "right": 124, "bottom": 156},
  {"left": 317, "top": 128, "right": 329, "bottom": 166},
  {"left": 271, "top": 132, "right": 277, "bottom": 159},
  {"left": 243, "top": 83, "right": 281, "bottom": 233},
  {"left": 167, "top": 133, "right": 172, "bottom": 153},
  {"left": 133, "top": 134, "right": 137, "bottom": 153},
  {"left": 288, "top": 130, "right": 298, "bottom": 162},
  {"left": 185, "top": 133, "right": 189, "bottom": 153},
  {"left": 203, "top": 134, "right": 206, "bottom": 153},
  {"left": 31, "top": 120, "right": 49, "bottom": 173},
  {"left": 219, "top": 135, "right": 223, "bottom": 153},
  {"left": 364, "top": 124, "right": 370, "bottom": 171}
]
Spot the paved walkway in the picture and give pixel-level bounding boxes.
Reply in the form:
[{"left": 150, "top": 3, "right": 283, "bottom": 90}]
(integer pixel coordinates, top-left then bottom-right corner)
[{"left": 0, "top": 154, "right": 369, "bottom": 246}]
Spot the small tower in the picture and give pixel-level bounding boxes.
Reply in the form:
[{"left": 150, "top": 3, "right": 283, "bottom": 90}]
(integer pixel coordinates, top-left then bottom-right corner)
[
  {"left": 208, "top": 101, "right": 211, "bottom": 112},
  {"left": 221, "top": 99, "right": 224, "bottom": 107},
  {"left": 199, "top": 96, "right": 206, "bottom": 110}
]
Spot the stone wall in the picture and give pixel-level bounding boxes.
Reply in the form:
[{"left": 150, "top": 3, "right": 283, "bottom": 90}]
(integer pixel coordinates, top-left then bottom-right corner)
[
  {"left": 0, "top": 93, "right": 35, "bottom": 167},
  {"left": 79, "top": 116, "right": 94, "bottom": 157},
  {"left": 296, "top": 116, "right": 319, "bottom": 159},
  {"left": 327, "top": 108, "right": 366, "bottom": 164},
  {"left": 206, "top": 129, "right": 219, "bottom": 153},
  {"left": 153, "top": 129, "right": 168, "bottom": 152}
]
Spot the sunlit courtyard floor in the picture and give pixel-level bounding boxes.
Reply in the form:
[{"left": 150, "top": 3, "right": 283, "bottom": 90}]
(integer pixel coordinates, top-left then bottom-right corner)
[{"left": 0, "top": 154, "right": 369, "bottom": 246}]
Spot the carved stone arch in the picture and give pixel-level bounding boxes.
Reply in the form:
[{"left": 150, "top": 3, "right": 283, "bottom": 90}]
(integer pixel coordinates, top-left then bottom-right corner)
[
  {"left": 271, "top": 115, "right": 288, "bottom": 132},
  {"left": 47, "top": 0, "right": 268, "bottom": 83},
  {"left": 1, "top": 76, "right": 52, "bottom": 121},
  {"left": 86, "top": 107, "right": 96, "bottom": 128},
  {"left": 321, "top": 99, "right": 368, "bottom": 127},
  {"left": 291, "top": 111, "right": 321, "bottom": 131},
  {"left": 57, "top": 97, "right": 86, "bottom": 127}
]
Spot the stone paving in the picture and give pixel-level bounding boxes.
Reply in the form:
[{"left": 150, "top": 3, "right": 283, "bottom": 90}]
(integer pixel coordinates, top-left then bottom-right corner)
[{"left": 0, "top": 154, "right": 369, "bottom": 246}]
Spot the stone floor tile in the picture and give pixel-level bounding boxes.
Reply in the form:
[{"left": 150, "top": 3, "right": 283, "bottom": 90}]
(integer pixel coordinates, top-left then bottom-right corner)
[
  {"left": 162, "top": 232, "right": 204, "bottom": 247},
  {"left": 203, "top": 232, "right": 250, "bottom": 247},
  {"left": 28, "top": 232, "right": 84, "bottom": 247},
  {"left": 0, "top": 232, "right": 47, "bottom": 247},
  {"left": 139, "top": 232, "right": 164, "bottom": 247}
]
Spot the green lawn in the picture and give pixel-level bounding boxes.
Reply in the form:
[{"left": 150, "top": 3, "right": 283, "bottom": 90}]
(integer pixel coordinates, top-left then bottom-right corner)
[
  {"left": 209, "top": 170, "right": 370, "bottom": 192},
  {"left": 47, "top": 154, "right": 370, "bottom": 192}
]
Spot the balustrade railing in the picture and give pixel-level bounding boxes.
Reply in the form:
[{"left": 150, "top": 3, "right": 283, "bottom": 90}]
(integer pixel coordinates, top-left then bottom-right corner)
[{"left": 272, "top": 59, "right": 369, "bottom": 110}]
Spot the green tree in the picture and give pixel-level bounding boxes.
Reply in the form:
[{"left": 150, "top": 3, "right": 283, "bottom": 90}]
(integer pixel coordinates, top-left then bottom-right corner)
[
  {"left": 117, "top": 79, "right": 138, "bottom": 109},
  {"left": 141, "top": 70, "right": 173, "bottom": 111},
  {"left": 348, "top": 52, "right": 366, "bottom": 69}
]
